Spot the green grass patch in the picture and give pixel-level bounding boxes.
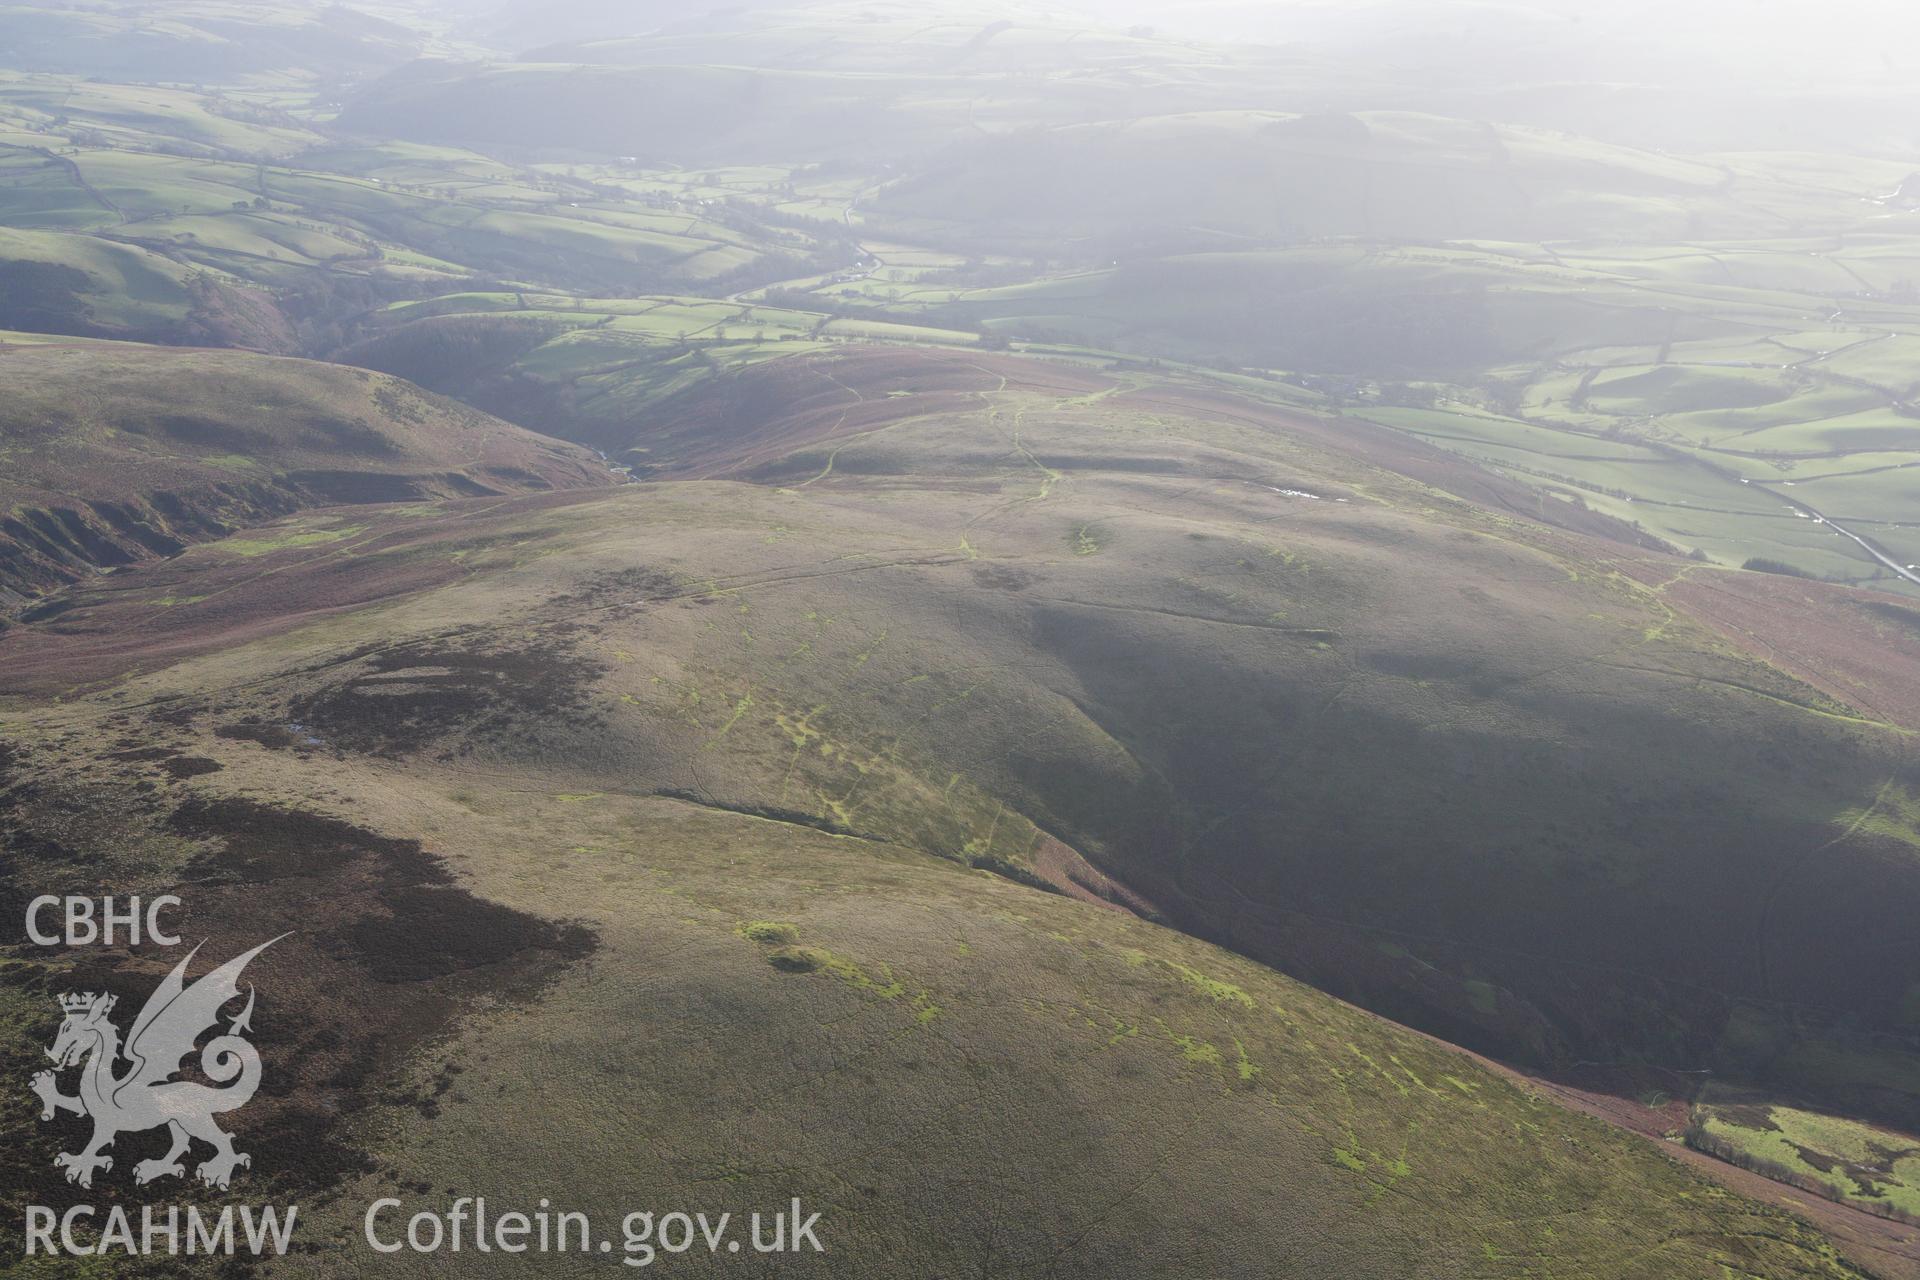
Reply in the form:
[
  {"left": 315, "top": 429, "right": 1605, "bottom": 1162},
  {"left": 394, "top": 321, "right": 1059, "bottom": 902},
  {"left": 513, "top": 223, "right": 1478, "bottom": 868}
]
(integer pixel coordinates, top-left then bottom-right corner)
[
  {"left": 738, "top": 921, "right": 800, "bottom": 945},
  {"left": 207, "top": 524, "right": 366, "bottom": 558},
  {"left": 1688, "top": 1102, "right": 1920, "bottom": 1224}
]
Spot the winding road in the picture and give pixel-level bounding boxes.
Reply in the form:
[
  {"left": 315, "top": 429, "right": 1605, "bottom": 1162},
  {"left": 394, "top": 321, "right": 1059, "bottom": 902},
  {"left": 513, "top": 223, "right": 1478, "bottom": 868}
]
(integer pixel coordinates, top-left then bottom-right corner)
[{"left": 1753, "top": 483, "right": 1920, "bottom": 588}]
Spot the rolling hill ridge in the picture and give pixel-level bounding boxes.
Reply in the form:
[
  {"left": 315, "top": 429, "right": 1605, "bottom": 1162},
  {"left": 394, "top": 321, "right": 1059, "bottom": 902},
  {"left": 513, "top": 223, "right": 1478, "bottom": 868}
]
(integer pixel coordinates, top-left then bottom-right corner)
[{"left": 0, "top": 336, "right": 610, "bottom": 609}]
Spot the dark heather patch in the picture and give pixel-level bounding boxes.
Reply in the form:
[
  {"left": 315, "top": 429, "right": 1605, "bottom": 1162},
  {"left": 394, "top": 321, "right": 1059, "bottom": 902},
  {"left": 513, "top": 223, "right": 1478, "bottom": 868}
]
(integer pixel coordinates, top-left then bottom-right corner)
[
  {"left": 288, "top": 633, "right": 608, "bottom": 758},
  {"left": 15, "top": 606, "right": 598, "bottom": 1266},
  {"left": 1714, "top": 1104, "right": 1784, "bottom": 1132},
  {"left": 0, "top": 827, "right": 94, "bottom": 867},
  {"left": 151, "top": 413, "right": 265, "bottom": 452},
  {"left": 1865, "top": 600, "right": 1920, "bottom": 636},
  {"left": 349, "top": 886, "right": 595, "bottom": 983},
  {"left": 160, "top": 756, "right": 224, "bottom": 779},
  {"left": 972, "top": 563, "right": 1036, "bottom": 592},
  {"left": 550, "top": 566, "right": 682, "bottom": 609},
  {"left": 296, "top": 417, "right": 401, "bottom": 459},
  {"left": 0, "top": 781, "right": 613, "bottom": 1265},
  {"left": 0, "top": 793, "right": 604, "bottom": 1238},
  {"left": 286, "top": 470, "right": 423, "bottom": 504},
  {"left": 215, "top": 721, "right": 300, "bottom": 750},
  {"left": 145, "top": 698, "right": 204, "bottom": 729},
  {"left": 171, "top": 797, "right": 445, "bottom": 886}
]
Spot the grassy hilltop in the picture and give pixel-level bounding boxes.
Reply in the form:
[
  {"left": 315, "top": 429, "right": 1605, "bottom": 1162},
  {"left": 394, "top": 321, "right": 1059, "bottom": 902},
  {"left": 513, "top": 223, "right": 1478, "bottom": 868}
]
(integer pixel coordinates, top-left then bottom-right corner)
[
  {"left": 59, "top": 344, "right": 1910, "bottom": 1130},
  {"left": 0, "top": 346, "right": 1899, "bottom": 1277}
]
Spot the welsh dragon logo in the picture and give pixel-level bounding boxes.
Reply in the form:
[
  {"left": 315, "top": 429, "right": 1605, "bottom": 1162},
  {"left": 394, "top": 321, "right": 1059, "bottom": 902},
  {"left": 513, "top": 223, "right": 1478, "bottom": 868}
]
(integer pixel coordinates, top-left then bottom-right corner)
[{"left": 32, "top": 937, "right": 283, "bottom": 1190}]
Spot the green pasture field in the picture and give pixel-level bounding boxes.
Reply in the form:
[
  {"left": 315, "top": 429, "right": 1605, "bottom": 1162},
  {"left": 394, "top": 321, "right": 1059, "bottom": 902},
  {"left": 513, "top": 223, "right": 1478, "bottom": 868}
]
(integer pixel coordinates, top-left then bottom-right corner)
[
  {"left": 1690, "top": 1100, "right": 1920, "bottom": 1222},
  {"left": 759, "top": 232, "right": 1919, "bottom": 591}
]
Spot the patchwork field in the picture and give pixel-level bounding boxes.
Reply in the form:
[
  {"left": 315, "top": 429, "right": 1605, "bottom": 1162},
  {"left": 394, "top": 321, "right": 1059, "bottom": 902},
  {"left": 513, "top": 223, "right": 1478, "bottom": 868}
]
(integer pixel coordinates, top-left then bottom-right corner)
[{"left": 787, "top": 239, "right": 1920, "bottom": 593}]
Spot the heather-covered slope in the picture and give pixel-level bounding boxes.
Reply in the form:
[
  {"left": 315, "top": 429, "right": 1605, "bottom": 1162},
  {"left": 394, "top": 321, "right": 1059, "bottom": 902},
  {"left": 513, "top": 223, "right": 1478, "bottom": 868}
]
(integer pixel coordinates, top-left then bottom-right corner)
[
  {"left": 0, "top": 337, "right": 610, "bottom": 608},
  {"left": 2, "top": 348, "right": 1912, "bottom": 1275}
]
